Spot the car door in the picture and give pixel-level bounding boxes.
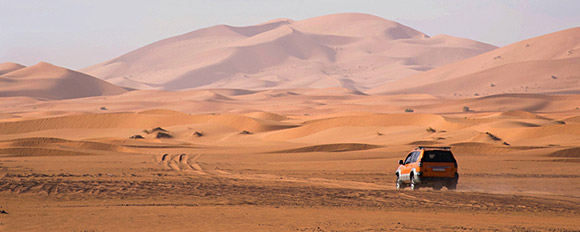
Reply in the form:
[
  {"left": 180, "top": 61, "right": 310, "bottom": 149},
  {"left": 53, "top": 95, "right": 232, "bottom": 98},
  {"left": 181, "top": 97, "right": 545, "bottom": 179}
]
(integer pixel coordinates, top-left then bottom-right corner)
[
  {"left": 400, "top": 152, "right": 416, "bottom": 181},
  {"left": 409, "top": 151, "right": 421, "bottom": 175}
]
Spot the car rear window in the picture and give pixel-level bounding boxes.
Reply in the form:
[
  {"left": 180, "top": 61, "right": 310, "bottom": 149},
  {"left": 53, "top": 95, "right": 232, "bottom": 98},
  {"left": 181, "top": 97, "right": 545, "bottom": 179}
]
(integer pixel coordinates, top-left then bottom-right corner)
[{"left": 421, "top": 151, "right": 456, "bottom": 163}]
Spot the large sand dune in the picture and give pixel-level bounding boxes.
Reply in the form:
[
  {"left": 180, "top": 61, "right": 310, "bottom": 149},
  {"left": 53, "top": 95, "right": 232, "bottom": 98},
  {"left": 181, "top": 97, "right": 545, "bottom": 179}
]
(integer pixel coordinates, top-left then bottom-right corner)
[
  {"left": 82, "top": 13, "right": 496, "bottom": 91},
  {"left": 370, "top": 27, "right": 580, "bottom": 96},
  {"left": 0, "top": 62, "right": 127, "bottom": 100}
]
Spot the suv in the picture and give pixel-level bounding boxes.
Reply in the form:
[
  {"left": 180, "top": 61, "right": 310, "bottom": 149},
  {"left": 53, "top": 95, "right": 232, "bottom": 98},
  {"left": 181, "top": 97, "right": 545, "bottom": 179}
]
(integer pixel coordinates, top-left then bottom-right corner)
[{"left": 395, "top": 146, "right": 459, "bottom": 190}]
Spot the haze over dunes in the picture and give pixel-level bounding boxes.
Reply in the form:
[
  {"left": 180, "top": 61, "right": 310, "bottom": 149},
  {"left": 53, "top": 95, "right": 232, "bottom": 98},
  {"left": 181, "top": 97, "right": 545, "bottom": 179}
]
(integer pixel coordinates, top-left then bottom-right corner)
[
  {"left": 370, "top": 27, "right": 580, "bottom": 96},
  {"left": 0, "top": 62, "right": 127, "bottom": 100},
  {"left": 82, "top": 13, "right": 496, "bottom": 91}
]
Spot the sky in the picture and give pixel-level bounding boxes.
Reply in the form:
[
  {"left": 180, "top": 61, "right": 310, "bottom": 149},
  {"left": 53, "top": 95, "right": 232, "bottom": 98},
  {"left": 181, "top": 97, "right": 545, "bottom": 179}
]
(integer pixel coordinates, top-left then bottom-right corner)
[{"left": 1, "top": 0, "right": 579, "bottom": 69}]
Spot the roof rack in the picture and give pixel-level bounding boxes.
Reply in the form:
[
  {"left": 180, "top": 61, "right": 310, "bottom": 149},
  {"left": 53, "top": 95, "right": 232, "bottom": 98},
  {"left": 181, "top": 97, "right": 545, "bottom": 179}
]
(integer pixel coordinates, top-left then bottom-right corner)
[{"left": 417, "top": 146, "right": 451, "bottom": 150}]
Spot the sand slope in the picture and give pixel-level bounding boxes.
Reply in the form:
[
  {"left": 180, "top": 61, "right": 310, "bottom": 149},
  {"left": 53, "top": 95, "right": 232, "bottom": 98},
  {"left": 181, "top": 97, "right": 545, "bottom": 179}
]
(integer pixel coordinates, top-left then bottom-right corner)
[
  {"left": 0, "top": 111, "right": 297, "bottom": 136},
  {"left": 0, "top": 62, "right": 25, "bottom": 75},
  {"left": 0, "top": 62, "right": 127, "bottom": 100},
  {"left": 82, "top": 13, "right": 496, "bottom": 91},
  {"left": 369, "top": 27, "right": 580, "bottom": 96}
]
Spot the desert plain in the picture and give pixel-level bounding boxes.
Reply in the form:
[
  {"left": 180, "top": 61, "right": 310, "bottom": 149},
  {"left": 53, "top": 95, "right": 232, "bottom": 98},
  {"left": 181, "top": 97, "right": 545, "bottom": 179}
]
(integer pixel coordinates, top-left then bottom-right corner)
[{"left": 0, "top": 13, "right": 579, "bottom": 232}]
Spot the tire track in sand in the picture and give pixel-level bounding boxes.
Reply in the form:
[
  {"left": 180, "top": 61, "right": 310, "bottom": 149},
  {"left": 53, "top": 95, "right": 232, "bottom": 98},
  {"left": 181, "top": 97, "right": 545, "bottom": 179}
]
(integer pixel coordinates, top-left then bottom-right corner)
[
  {"left": 159, "top": 153, "right": 206, "bottom": 175},
  {"left": 159, "top": 153, "right": 388, "bottom": 190}
]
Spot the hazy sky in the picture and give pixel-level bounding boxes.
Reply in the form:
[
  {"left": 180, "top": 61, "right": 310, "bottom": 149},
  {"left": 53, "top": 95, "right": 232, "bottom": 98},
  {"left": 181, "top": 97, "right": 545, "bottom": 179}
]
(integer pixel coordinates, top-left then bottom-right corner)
[{"left": 1, "top": 0, "right": 579, "bottom": 69}]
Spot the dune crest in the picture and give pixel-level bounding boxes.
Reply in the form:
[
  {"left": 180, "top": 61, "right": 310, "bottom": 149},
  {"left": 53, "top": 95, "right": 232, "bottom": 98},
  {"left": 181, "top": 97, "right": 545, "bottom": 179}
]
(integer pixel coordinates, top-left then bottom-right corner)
[{"left": 0, "top": 62, "right": 127, "bottom": 100}]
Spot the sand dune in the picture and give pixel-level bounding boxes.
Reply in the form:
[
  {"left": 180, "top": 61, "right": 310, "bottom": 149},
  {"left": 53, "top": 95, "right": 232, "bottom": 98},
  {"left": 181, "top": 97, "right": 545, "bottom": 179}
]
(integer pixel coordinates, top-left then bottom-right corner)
[
  {"left": 243, "top": 111, "right": 289, "bottom": 121},
  {"left": 82, "top": 13, "right": 496, "bottom": 91},
  {"left": 265, "top": 113, "right": 466, "bottom": 141},
  {"left": 0, "top": 62, "right": 127, "bottom": 100},
  {"left": 548, "top": 147, "right": 580, "bottom": 157},
  {"left": 0, "top": 137, "right": 135, "bottom": 153},
  {"left": 0, "top": 136, "right": 140, "bottom": 158},
  {"left": 563, "top": 115, "right": 580, "bottom": 123},
  {"left": 0, "top": 147, "right": 95, "bottom": 157},
  {"left": 0, "top": 62, "right": 25, "bottom": 75},
  {"left": 0, "top": 111, "right": 297, "bottom": 136},
  {"left": 498, "top": 110, "right": 552, "bottom": 120},
  {"left": 369, "top": 27, "right": 580, "bottom": 96},
  {"left": 137, "top": 109, "right": 187, "bottom": 115},
  {"left": 449, "top": 142, "right": 521, "bottom": 154},
  {"left": 292, "top": 13, "right": 425, "bottom": 39},
  {"left": 272, "top": 143, "right": 381, "bottom": 153}
]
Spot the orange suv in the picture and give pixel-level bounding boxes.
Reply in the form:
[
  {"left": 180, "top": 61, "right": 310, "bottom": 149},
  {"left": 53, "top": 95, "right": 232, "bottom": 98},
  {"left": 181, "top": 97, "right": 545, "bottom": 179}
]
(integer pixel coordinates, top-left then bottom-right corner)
[{"left": 395, "top": 146, "right": 459, "bottom": 190}]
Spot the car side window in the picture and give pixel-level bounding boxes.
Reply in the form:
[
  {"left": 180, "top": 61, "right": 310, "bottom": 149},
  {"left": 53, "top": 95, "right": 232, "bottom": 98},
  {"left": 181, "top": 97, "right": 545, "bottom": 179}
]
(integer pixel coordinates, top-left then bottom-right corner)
[
  {"left": 411, "top": 151, "right": 420, "bottom": 163},
  {"left": 404, "top": 153, "right": 414, "bottom": 164}
]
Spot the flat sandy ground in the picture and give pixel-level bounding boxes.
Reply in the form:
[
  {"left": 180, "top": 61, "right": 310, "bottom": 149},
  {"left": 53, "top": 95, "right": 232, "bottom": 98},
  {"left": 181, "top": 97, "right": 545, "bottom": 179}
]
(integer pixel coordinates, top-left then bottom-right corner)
[{"left": 1, "top": 90, "right": 579, "bottom": 231}]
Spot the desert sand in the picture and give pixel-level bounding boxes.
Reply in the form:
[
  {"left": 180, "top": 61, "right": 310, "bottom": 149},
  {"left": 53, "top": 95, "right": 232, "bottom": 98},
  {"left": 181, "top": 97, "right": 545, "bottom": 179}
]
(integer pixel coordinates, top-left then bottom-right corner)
[
  {"left": 1, "top": 13, "right": 580, "bottom": 232},
  {"left": 1, "top": 88, "right": 579, "bottom": 231}
]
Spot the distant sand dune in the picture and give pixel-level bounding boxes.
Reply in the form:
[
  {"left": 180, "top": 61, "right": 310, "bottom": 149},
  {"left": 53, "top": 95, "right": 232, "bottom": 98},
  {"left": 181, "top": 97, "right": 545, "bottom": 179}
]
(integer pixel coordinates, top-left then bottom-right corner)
[
  {"left": 272, "top": 143, "right": 381, "bottom": 153},
  {"left": 266, "top": 114, "right": 465, "bottom": 140},
  {"left": 548, "top": 147, "right": 580, "bottom": 157},
  {"left": 0, "top": 62, "right": 127, "bottom": 100},
  {"left": 0, "top": 112, "right": 297, "bottom": 135},
  {"left": 450, "top": 142, "right": 520, "bottom": 155},
  {"left": 1, "top": 137, "right": 135, "bottom": 153},
  {"left": 563, "top": 115, "right": 580, "bottom": 123},
  {"left": 407, "top": 140, "right": 441, "bottom": 146},
  {"left": 0, "top": 147, "right": 95, "bottom": 157},
  {"left": 370, "top": 27, "right": 580, "bottom": 96},
  {"left": 244, "top": 111, "right": 289, "bottom": 121},
  {"left": 498, "top": 110, "right": 552, "bottom": 120}
]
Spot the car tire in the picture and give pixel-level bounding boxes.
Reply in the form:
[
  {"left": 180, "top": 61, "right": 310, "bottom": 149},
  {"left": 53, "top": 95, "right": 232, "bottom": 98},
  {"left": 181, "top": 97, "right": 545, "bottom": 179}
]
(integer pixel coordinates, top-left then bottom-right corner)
[
  {"left": 396, "top": 175, "right": 405, "bottom": 190},
  {"left": 410, "top": 174, "right": 420, "bottom": 190},
  {"left": 447, "top": 173, "right": 459, "bottom": 190},
  {"left": 447, "top": 183, "right": 457, "bottom": 190}
]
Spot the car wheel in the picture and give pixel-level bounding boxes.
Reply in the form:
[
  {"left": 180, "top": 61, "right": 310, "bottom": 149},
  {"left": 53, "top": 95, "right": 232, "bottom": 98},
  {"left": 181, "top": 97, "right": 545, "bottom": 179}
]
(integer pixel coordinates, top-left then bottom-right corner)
[
  {"left": 410, "top": 174, "right": 420, "bottom": 190},
  {"left": 447, "top": 173, "right": 459, "bottom": 190},
  {"left": 447, "top": 183, "right": 457, "bottom": 190},
  {"left": 396, "top": 175, "right": 405, "bottom": 190}
]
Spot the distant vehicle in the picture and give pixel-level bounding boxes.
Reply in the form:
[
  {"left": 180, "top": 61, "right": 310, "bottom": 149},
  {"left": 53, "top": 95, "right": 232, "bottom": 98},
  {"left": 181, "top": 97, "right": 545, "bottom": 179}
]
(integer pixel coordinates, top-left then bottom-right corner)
[{"left": 395, "top": 146, "right": 459, "bottom": 190}]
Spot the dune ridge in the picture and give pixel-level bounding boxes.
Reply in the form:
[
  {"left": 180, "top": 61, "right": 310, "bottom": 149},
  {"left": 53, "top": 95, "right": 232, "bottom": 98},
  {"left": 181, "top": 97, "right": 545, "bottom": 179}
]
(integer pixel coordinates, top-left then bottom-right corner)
[
  {"left": 0, "top": 62, "right": 127, "bottom": 100},
  {"left": 0, "top": 112, "right": 297, "bottom": 135}
]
